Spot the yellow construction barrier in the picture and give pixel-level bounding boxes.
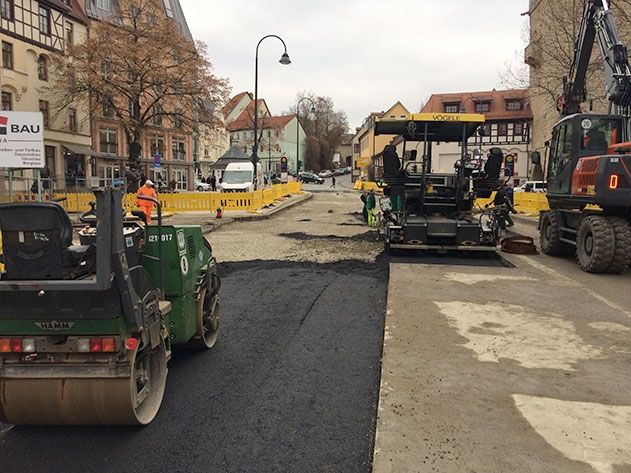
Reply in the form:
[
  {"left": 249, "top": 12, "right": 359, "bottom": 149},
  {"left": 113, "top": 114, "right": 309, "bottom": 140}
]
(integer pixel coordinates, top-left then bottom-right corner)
[
  {"left": 476, "top": 192, "right": 548, "bottom": 215},
  {"left": 354, "top": 182, "right": 550, "bottom": 215},
  {"left": 49, "top": 183, "right": 302, "bottom": 214},
  {"left": 354, "top": 181, "right": 383, "bottom": 192}
]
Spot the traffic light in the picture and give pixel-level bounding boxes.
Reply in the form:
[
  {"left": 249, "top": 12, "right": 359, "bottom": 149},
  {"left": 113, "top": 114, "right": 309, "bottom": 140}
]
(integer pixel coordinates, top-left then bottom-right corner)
[{"left": 504, "top": 154, "right": 515, "bottom": 177}]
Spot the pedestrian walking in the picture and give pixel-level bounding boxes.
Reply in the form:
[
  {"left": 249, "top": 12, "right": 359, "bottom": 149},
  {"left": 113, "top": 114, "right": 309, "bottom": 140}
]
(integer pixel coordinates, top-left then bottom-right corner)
[
  {"left": 210, "top": 174, "right": 217, "bottom": 192},
  {"left": 330, "top": 175, "right": 336, "bottom": 188},
  {"left": 135, "top": 180, "right": 157, "bottom": 225}
]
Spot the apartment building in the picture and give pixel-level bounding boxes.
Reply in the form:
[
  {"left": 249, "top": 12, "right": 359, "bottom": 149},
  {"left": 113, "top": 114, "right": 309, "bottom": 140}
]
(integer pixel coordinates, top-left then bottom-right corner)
[
  {"left": 1, "top": 0, "right": 92, "bottom": 191},
  {"left": 420, "top": 89, "right": 534, "bottom": 185}
]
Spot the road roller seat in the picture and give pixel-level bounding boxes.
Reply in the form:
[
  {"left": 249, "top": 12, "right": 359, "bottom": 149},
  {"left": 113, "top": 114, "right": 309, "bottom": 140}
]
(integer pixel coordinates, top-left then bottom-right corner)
[{"left": 0, "top": 202, "right": 91, "bottom": 280}]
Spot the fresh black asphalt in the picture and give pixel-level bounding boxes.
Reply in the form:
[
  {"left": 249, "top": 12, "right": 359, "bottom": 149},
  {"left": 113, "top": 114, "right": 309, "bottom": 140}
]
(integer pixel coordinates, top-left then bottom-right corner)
[{"left": 0, "top": 258, "right": 388, "bottom": 473}]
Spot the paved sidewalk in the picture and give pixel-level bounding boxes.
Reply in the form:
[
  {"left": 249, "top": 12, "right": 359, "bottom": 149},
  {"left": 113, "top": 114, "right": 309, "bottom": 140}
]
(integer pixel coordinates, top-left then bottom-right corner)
[
  {"left": 374, "top": 255, "right": 631, "bottom": 473},
  {"left": 163, "top": 192, "right": 312, "bottom": 233}
]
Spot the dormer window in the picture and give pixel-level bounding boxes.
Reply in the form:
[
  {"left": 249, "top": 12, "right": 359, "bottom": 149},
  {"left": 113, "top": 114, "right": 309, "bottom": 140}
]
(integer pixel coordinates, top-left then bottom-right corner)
[
  {"left": 506, "top": 99, "right": 524, "bottom": 111},
  {"left": 443, "top": 103, "right": 460, "bottom": 113},
  {"left": 474, "top": 101, "right": 491, "bottom": 113}
]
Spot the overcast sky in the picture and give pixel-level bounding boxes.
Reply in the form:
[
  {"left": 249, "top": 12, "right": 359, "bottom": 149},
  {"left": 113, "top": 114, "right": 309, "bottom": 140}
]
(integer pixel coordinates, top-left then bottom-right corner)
[{"left": 179, "top": 0, "right": 529, "bottom": 130}]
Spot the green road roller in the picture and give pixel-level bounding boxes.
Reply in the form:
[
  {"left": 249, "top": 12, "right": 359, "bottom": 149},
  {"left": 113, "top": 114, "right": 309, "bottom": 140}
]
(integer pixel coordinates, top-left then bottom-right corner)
[{"left": 0, "top": 188, "right": 220, "bottom": 425}]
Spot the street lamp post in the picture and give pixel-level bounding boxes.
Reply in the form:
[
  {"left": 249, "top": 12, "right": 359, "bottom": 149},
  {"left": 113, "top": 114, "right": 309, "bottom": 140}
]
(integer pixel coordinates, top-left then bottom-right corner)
[
  {"left": 252, "top": 35, "right": 291, "bottom": 169},
  {"left": 295, "top": 97, "right": 316, "bottom": 174}
]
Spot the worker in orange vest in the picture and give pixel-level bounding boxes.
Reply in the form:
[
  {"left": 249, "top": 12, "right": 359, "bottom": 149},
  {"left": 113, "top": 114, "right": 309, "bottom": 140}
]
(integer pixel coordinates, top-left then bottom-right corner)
[{"left": 135, "top": 180, "right": 157, "bottom": 225}]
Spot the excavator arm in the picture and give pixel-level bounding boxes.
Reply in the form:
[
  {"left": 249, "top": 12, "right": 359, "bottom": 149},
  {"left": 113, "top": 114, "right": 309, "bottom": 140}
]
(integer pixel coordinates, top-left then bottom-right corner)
[{"left": 560, "top": 0, "right": 631, "bottom": 116}]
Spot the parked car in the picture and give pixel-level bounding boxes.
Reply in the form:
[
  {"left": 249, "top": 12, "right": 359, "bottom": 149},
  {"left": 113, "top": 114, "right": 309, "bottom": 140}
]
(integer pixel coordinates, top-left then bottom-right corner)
[
  {"left": 333, "top": 168, "right": 345, "bottom": 176},
  {"left": 299, "top": 172, "right": 324, "bottom": 184},
  {"left": 515, "top": 181, "right": 547, "bottom": 193},
  {"left": 318, "top": 170, "right": 333, "bottom": 178},
  {"left": 194, "top": 180, "right": 211, "bottom": 192}
]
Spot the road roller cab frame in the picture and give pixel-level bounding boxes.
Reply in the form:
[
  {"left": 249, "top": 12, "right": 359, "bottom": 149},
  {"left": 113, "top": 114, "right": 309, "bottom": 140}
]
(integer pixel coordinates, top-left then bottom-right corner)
[
  {"left": 375, "top": 113, "right": 505, "bottom": 252},
  {"left": 0, "top": 188, "right": 220, "bottom": 425}
]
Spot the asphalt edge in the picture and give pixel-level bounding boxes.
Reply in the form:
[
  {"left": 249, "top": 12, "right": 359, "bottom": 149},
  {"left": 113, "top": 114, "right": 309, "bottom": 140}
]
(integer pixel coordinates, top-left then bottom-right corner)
[
  {"left": 203, "top": 192, "right": 313, "bottom": 232},
  {"left": 231, "top": 192, "right": 313, "bottom": 222}
]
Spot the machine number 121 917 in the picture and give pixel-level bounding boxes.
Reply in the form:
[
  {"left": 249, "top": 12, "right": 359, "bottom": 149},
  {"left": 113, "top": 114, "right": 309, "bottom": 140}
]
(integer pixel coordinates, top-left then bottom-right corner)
[{"left": 148, "top": 234, "right": 173, "bottom": 243}]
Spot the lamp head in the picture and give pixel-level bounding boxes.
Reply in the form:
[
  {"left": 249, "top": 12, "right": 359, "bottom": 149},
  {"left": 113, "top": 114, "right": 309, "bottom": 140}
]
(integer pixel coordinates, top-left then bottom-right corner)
[{"left": 279, "top": 52, "right": 291, "bottom": 65}]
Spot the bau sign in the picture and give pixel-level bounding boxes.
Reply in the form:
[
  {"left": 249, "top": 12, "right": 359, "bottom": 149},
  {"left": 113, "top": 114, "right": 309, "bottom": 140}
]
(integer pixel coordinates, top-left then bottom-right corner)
[{"left": 0, "top": 112, "right": 45, "bottom": 169}]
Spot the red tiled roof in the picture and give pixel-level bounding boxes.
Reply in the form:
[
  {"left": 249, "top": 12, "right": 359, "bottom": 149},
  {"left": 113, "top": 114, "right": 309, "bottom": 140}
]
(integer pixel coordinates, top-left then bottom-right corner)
[
  {"left": 226, "top": 99, "right": 276, "bottom": 131},
  {"left": 421, "top": 89, "right": 533, "bottom": 120},
  {"left": 222, "top": 92, "right": 251, "bottom": 118},
  {"left": 227, "top": 113, "right": 295, "bottom": 132}
]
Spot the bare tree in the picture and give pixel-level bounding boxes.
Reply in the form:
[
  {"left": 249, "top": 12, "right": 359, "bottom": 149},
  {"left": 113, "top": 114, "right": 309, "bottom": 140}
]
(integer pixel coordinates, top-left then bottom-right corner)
[
  {"left": 513, "top": 0, "right": 631, "bottom": 120},
  {"left": 289, "top": 92, "right": 349, "bottom": 172},
  {"left": 53, "top": 0, "right": 229, "bottom": 190}
]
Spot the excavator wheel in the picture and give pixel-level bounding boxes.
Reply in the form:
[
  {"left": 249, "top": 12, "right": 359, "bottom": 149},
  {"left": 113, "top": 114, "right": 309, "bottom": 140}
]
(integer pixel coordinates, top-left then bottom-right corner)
[
  {"left": 606, "top": 217, "right": 631, "bottom": 274},
  {"left": 576, "top": 216, "right": 615, "bottom": 273},
  {"left": 0, "top": 343, "right": 168, "bottom": 426},
  {"left": 540, "top": 210, "right": 574, "bottom": 256}
]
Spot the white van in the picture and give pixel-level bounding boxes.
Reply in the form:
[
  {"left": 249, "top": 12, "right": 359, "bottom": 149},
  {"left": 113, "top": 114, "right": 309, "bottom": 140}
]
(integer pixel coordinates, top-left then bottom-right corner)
[
  {"left": 220, "top": 162, "right": 263, "bottom": 192},
  {"left": 515, "top": 181, "right": 547, "bottom": 193}
]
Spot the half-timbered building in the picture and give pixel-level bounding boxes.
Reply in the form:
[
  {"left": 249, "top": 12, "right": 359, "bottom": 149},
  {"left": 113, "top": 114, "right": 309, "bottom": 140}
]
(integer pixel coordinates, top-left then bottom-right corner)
[{"left": 1, "top": 0, "right": 93, "bottom": 191}]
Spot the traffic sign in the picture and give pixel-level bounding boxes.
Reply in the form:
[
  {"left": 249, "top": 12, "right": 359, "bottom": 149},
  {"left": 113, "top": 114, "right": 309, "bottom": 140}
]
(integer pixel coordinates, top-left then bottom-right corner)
[{"left": 153, "top": 153, "right": 161, "bottom": 168}]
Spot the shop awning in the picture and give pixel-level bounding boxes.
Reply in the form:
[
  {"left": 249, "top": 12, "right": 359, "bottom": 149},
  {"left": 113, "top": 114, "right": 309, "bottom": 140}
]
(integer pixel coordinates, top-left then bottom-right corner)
[{"left": 63, "top": 144, "right": 98, "bottom": 156}]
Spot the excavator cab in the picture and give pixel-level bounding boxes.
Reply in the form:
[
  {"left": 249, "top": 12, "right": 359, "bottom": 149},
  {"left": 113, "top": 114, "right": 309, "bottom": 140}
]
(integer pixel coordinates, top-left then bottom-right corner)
[{"left": 546, "top": 114, "right": 624, "bottom": 198}]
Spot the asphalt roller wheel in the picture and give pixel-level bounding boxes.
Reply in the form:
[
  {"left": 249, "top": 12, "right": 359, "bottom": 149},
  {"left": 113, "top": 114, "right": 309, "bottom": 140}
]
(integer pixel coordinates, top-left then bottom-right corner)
[
  {"left": 189, "top": 286, "right": 220, "bottom": 349},
  {"left": 0, "top": 342, "right": 168, "bottom": 426}
]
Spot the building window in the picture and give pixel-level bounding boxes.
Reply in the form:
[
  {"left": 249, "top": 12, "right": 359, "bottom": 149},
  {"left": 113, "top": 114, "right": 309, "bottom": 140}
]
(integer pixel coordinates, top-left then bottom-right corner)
[
  {"left": 65, "top": 21, "right": 74, "bottom": 45},
  {"left": 513, "top": 123, "right": 524, "bottom": 136},
  {"left": 150, "top": 135, "right": 165, "bottom": 158},
  {"left": 39, "top": 6, "right": 51, "bottom": 36},
  {"left": 163, "top": 0, "right": 174, "bottom": 18},
  {"left": 444, "top": 103, "right": 460, "bottom": 113},
  {"left": 68, "top": 108, "right": 77, "bottom": 133},
  {"left": 497, "top": 123, "right": 508, "bottom": 136},
  {"left": 38, "top": 56, "right": 48, "bottom": 81},
  {"left": 474, "top": 101, "right": 491, "bottom": 113},
  {"left": 0, "top": 0, "right": 13, "bottom": 20},
  {"left": 45, "top": 145, "right": 56, "bottom": 178},
  {"left": 39, "top": 100, "right": 50, "bottom": 128},
  {"left": 506, "top": 99, "right": 524, "bottom": 111},
  {"left": 96, "top": 0, "right": 111, "bottom": 11},
  {"left": 152, "top": 104, "right": 163, "bottom": 126},
  {"left": 173, "top": 110, "right": 184, "bottom": 129},
  {"left": 2, "top": 41, "right": 12, "bottom": 69},
  {"left": 102, "top": 99, "right": 115, "bottom": 118},
  {"left": 1, "top": 91, "right": 12, "bottom": 111},
  {"left": 99, "top": 128, "right": 118, "bottom": 155},
  {"left": 172, "top": 138, "right": 186, "bottom": 160},
  {"left": 204, "top": 146, "right": 209, "bottom": 157}
]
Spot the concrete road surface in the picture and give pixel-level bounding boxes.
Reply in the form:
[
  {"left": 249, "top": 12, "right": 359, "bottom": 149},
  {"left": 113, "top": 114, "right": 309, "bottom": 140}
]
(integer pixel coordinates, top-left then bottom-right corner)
[{"left": 374, "top": 243, "right": 631, "bottom": 473}]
